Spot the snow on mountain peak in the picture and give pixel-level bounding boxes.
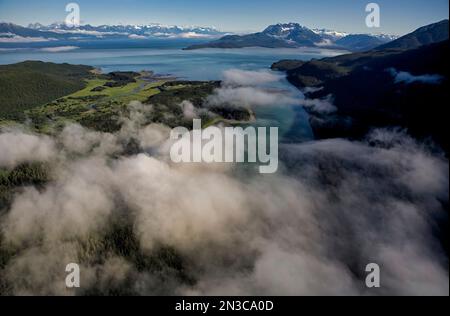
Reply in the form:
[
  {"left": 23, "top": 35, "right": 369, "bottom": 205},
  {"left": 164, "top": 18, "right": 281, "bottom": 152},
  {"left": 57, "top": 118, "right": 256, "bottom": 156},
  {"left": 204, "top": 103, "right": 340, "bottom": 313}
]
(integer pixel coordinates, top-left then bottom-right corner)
[{"left": 24, "top": 22, "right": 223, "bottom": 38}]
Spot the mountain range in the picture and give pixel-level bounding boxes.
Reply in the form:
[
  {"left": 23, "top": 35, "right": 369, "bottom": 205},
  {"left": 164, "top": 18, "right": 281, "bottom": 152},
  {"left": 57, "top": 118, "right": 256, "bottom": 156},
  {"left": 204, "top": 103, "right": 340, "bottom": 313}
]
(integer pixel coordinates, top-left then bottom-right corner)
[
  {"left": 0, "top": 22, "right": 225, "bottom": 42},
  {"left": 1, "top": 21, "right": 399, "bottom": 51},
  {"left": 1, "top": 20, "right": 447, "bottom": 53},
  {"left": 184, "top": 22, "right": 399, "bottom": 51}
]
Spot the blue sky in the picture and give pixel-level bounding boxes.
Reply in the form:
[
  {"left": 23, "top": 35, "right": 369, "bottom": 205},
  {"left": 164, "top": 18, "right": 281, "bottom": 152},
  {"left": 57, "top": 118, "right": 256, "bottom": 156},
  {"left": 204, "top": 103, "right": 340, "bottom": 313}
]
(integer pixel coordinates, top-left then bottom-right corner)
[{"left": 0, "top": 0, "right": 448, "bottom": 35}]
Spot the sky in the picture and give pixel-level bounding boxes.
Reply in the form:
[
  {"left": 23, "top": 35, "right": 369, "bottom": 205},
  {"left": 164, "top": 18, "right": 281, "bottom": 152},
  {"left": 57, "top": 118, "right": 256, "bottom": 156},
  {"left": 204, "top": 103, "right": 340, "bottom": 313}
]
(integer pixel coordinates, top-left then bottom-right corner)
[{"left": 0, "top": 0, "right": 448, "bottom": 35}]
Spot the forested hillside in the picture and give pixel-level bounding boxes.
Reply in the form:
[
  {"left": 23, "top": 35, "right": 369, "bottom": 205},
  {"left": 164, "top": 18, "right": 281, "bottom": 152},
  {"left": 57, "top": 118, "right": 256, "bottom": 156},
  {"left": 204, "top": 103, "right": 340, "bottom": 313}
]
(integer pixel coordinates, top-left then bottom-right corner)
[{"left": 0, "top": 61, "right": 94, "bottom": 120}]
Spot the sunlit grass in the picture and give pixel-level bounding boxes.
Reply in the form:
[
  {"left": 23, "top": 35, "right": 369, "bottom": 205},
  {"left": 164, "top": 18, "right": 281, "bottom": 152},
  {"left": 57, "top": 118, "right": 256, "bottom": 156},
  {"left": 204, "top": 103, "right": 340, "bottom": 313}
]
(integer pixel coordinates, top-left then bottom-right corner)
[
  {"left": 66, "top": 79, "right": 165, "bottom": 102},
  {"left": 67, "top": 79, "right": 109, "bottom": 98},
  {"left": 22, "top": 78, "right": 168, "bottom": 133}
]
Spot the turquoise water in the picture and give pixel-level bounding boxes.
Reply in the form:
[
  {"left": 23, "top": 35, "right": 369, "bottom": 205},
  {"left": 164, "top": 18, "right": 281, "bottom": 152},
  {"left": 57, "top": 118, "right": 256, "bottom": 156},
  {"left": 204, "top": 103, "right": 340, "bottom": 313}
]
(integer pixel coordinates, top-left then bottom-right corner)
[{"left": 0, "top": 44, "right": 346, "bottom": 142}]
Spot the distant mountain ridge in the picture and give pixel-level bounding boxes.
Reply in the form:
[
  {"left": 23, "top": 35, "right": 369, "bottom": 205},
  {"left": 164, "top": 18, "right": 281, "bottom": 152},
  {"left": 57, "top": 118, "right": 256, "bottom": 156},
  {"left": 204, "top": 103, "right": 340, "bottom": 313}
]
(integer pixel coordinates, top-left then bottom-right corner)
[
  {"left": 4, "top": 20, "right": 443, "bottom": 52},
  {"left": 0, "top": 22, "right": 225, "bottom": 42},
  {"left": 312, "top": 28, "right": 349, "bottom": 41},
  {"left": 184, "top": 22, "right": 398, "bottom": 51},
  {"left": 376, "top": 19, "right": 449, "bottom": 50},
  {"left": 334, "top": 34, "right": 386, "bottom": 52},
  {"left": 27, "top": 22, "right": 224, "bottom": 38},
  {"left": 0, "top": 22, "right": 68, "bottom": 40}
]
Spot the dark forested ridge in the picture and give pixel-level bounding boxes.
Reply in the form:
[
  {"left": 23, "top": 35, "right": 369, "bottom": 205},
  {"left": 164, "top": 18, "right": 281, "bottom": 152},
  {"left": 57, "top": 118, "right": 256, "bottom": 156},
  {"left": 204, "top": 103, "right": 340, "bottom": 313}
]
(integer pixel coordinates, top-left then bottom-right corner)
[
  {"left": 376, "top": 19, "right": 449, "bottom": 51},
  {"left": 272, "top": 20, "right": 449, "bottom": 153},
  {"left": 0, "top": 61, "right": 94, "bottom": 120}
]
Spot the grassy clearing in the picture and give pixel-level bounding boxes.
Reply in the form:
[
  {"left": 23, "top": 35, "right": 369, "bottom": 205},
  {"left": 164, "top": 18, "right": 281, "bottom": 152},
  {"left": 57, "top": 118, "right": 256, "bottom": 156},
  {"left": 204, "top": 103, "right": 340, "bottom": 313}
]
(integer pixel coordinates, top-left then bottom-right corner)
[
  {"left": 67, "top": 79, "right": 164, "bottom": 102},
  {"left": 22, "top": 78, "right": 167, "bottom": 133},
  {"left": 67, "top": 79, "right": 109, "bottom": 98}
]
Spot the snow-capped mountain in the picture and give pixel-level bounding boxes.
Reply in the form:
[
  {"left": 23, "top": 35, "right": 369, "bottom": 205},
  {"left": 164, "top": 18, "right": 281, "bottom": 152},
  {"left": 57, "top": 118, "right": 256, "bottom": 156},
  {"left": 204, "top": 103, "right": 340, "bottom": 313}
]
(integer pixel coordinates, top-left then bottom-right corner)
[
  {"left": 374, "top": 34, "right": 400, "bottom": 41},
  {"left": 263, "top": 23, "right": 323, "bottom": 46},
  {"left": 312, "top": 28, "right": 349, "bottom": 41},
  {"left": 262, "top": 24, "right": 397, "bottom": 49},
  {"left": 1, "top": 21, "right": 398, "bottom": 51},
  {"left": 185, "top": 23, "right": 398, "bottom": 51},
  {"left": 26, "top": 22, "right": 225, "bottom": 39},
  {"left": 313, "top": 28, "right": 398, "bottom": 41}
]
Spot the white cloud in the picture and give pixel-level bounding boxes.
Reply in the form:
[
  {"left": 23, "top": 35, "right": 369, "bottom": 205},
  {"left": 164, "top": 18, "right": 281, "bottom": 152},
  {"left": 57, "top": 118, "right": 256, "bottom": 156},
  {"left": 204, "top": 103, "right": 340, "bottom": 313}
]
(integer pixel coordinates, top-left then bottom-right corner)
[
  {"left": 0, "top": 90, "right": 448, "bottom": 296},
  {"left": 39, "top": 46, "right": 80, "bottom": 52},
  {"left": 178, "top": 32, "right": 216, "bottom": 39},
  {"left": 0, "top": 130, "right": 57, "bottom": 169},
  {"left": 180, "top": 100, "right": 199, "bottom": 119},
  {"left": 207, "top": 86, "right": 300, "bottom": 108},
  {"left": 299, "top": 95, "right": 337, "bottom": 114},
  {"left": 222, "top": 69, "right": 283, "bottom": 86},
  {"left": 387, "top": 68, "right": 444, "bottom": 85},
  {"left": 0, "top": 35, "right": 54, "bottom": 43},
  {"left": 128, "top": 34, "right": 148, "bottom": 40}
]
